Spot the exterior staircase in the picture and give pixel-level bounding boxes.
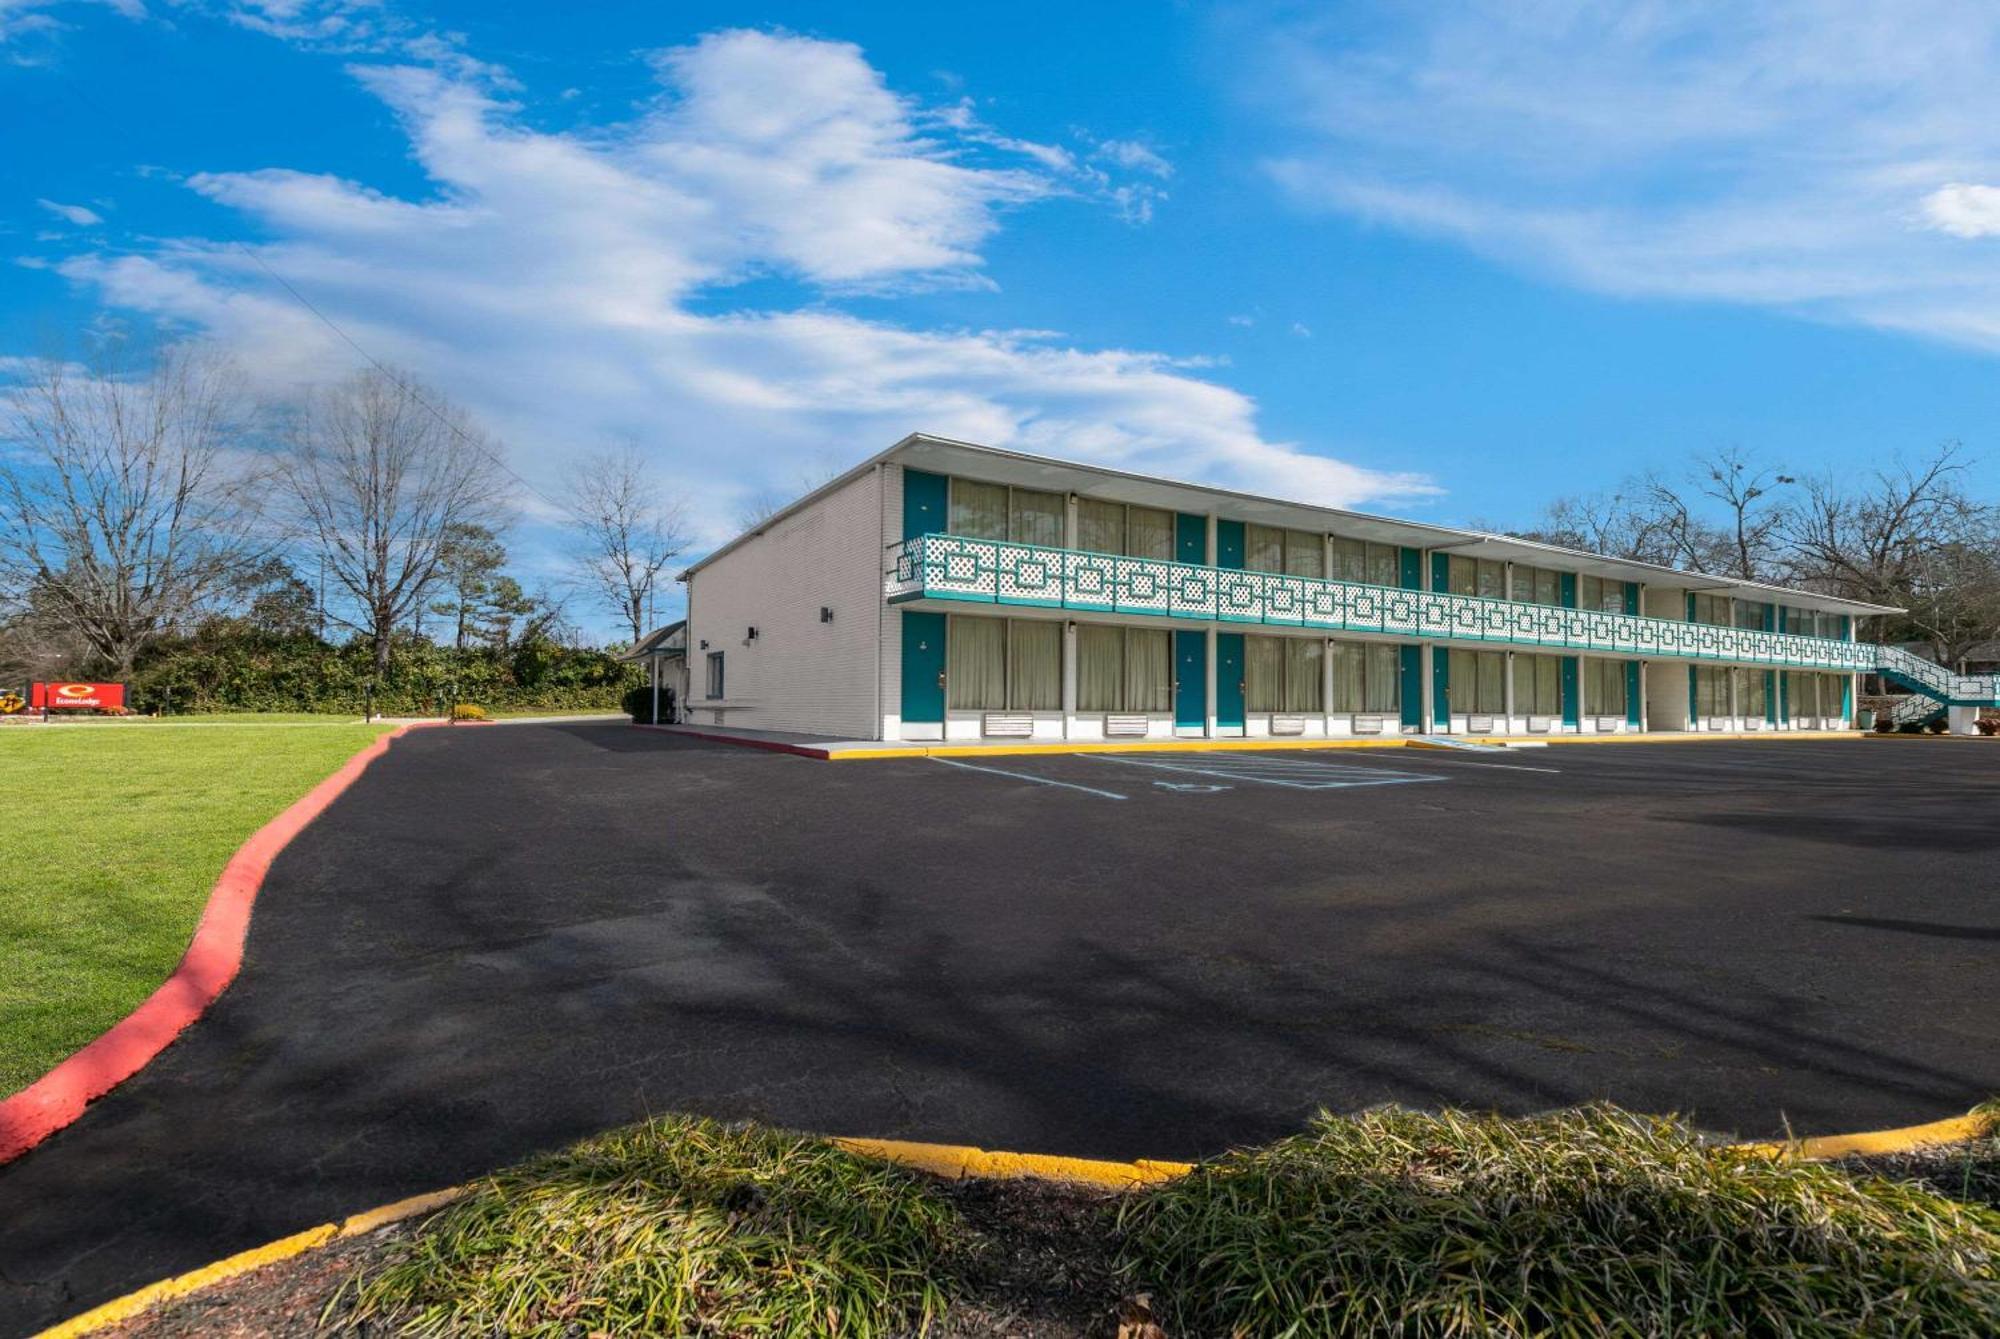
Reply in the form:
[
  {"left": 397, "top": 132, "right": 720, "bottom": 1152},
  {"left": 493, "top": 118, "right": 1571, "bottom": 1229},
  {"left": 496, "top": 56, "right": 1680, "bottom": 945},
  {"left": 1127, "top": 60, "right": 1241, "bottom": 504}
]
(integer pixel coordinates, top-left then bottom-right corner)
[{"left": 1875, "top": 645, "right": 2000, "bottom": 730}]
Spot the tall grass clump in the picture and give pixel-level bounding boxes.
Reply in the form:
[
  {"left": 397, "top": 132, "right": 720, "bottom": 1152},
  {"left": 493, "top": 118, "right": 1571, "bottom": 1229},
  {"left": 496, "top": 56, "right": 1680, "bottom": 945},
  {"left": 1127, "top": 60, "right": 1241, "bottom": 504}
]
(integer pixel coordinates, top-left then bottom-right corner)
[
  {"left": 1118, "top": 1103, "right": 2000, "bottom": 1338},
  {"left": 347, "top": 1116, "right": 966, "bottom": 1337}
]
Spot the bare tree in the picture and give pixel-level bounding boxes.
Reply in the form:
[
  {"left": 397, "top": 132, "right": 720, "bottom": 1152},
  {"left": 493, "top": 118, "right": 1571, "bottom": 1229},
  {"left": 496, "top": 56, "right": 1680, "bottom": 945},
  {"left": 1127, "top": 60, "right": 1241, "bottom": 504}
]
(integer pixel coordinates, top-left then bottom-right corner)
[
  {"left": 733, "top": 464, "right": 844, "bottom": 533},
  {"left": 0, "top": 343, "right": 265, "bottom": 677},
  {"left": 1518, "top": 448, "right": 1791, "bottom": 579},
  {"left": 561, "top": 442, "right": 687, "bottom": 646},
  {"left": 1687, "top": 446, "right": 1794, "bottom": 580},
  {"left": 276, "top": 368, "right": 505, "bottom": 677},
  {"left": 1783, "top": 443, "right": 1998, "bottom": 660}
]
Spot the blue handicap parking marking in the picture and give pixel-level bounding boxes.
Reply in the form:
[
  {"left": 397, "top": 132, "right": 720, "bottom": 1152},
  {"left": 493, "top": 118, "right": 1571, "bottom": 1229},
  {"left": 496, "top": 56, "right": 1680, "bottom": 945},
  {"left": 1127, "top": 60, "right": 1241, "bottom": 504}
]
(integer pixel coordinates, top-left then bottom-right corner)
[{"left": 1090, "top": 753, "right": 1446, "bottom": 790}]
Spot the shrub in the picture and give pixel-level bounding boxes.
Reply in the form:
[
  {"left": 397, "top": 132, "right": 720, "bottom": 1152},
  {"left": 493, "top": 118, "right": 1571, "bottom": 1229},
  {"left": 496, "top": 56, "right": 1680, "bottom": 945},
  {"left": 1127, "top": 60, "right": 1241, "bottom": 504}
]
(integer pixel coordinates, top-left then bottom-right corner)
[
  {"left": 1927, "top": 716, "right": 1950, "bottom": 734},
  {"left": 1118, "top": 1104, "right": 2000, "bottom": 1338},
  {"left": 1977, "top": 718, "right": 2000, "bottom": 736},
  {"left": 449, "top": 703, "right": 489, "bottom": 722},
  {"left": 348, "top": 1116, "right": 963, "bottom": 1338}
]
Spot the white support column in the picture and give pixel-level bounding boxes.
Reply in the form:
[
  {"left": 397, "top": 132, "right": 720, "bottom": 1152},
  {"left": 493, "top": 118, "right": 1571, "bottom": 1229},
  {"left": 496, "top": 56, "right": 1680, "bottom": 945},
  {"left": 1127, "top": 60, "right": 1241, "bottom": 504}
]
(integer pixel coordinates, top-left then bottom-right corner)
[
  {"left": 1204, "top": 626, "right": 1218, "bottom": 738},
  {"left": 1062, "top": 619, "right": 1077, "bottom": 739},
  {"left": 1323, "top": 636, "right": 1335, "bottom": 734},
  {"left": 1503, "top": 651, "right": 1516, "bottom": 731}
]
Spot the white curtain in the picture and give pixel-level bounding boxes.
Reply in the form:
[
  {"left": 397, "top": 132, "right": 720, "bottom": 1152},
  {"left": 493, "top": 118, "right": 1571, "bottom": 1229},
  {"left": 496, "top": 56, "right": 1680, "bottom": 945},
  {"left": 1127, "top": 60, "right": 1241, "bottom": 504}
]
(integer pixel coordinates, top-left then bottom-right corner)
[
  {"left": 1331, "top": 537, "right": 1366, "bottom": 583},
  {"left": 1365, "top": 644, "right": 1400, "bottom": 713},
  {"left": 1127, "top": 507, "right": 1174, "bottom": 559},
  {"left": 950, "top": 480, "right": 1008, "bottom": 540},
  {"left": 1008, "top": 620, "right": 1062, "bottom": 710},
  {"left": 1284, "top": 531, "right": 1325, "bottom": 578},
  {"left": 1456, "top": 650, "right": 1504, "bottom": 713},
  {"left": 1247, "top": 524, "right": 1285, "bottom": 574},
  {"left": 1284, "top": 638, "right": 1324, "bottom": 712},
  {"left": 1077, "top": 499, "right": 1124, "bottom": 555},
  {"left": 947, "top": 616, "right": 1008, "bottom": 709},
  {"left": 1010, "top": 489, "right": 1065, "bottom": 547},
  {"left": 1367, "top": 543, "right": 1399, "bottom": 588},
  {"left": 1331, "top": 640, "right": 1363, "bottom": 711},
  {"left": 1126, "top": 629, "right": 1171, "bottom": 711},
  {"left": 1246, "top": 635, "right": 1284, "bottom": 711},
  {"left": 1077, "top": 624, "right": 1122, "bottom": 710},
  {"left": 1590, "top": 660, "right": 1627, "bottom": 714}
]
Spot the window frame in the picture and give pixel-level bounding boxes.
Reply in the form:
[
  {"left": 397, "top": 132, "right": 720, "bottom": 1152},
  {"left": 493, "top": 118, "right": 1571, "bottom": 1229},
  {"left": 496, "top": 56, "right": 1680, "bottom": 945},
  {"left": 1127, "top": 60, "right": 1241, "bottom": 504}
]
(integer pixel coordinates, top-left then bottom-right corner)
[
  {"left": 705, "top": 651, "right": 725, "bottom": 700},
  {"left": 946, "top": 614, "right": 1063, "bottom": 712},
  {"left": 948, "top": 477, "right": 1065, "bottom": 546}
]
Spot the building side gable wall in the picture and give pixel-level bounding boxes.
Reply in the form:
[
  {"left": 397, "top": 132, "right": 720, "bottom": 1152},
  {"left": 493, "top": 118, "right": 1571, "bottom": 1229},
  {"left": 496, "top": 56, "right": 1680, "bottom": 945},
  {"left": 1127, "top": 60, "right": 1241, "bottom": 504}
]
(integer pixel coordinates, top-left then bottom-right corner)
[{"left": 685, "top": 466, "right": 886, "bottom": 739}]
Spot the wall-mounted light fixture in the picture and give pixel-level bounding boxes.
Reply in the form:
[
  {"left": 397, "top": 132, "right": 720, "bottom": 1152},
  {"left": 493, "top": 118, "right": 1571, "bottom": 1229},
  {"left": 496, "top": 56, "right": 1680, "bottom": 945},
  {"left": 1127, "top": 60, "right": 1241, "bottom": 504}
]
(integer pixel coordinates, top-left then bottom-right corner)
[
  {"left": 746, "top": 626, "right": 759, "bottom": 641},
  {"left": 820, "top": 606, "right": 834, "bottom": 623},
  {"left": 698, "top": 639, "right": 709, "bottom": 650}
]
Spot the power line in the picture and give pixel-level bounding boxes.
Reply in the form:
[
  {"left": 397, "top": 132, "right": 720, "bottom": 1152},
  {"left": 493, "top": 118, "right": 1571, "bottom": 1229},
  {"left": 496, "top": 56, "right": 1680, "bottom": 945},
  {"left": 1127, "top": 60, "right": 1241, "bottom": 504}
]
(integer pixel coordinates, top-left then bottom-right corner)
[{"left": 229, "top": 242, "right": 569, "bottom": 517}]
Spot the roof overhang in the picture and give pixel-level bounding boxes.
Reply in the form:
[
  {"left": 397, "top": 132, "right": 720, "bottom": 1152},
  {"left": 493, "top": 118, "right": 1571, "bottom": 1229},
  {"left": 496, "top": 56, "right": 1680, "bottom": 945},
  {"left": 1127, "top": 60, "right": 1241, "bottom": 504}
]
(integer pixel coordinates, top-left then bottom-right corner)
[{"left": 683, "top": 433, "right": 1904, "bottom": 617}]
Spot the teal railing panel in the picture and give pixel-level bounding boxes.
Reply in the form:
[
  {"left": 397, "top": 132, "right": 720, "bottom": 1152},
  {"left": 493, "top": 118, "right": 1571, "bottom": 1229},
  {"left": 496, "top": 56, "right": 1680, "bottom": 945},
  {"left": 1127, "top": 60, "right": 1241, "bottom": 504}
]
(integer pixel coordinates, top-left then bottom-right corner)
[{"left": 884, "top": 534, "right": 2000, "bottom": 698}]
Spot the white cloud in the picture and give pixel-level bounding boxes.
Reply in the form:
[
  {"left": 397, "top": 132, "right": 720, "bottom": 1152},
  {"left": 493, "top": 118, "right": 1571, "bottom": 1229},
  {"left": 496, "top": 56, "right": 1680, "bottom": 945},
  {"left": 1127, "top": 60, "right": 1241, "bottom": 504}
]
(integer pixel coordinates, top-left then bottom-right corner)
[
  {"left": 1091, "top": 138, "right": 1172, "bottom": 178},
  {"left": 1251, "top": 1, "right": 2000, "bottom": 351},
  {"left": 36, "top": 198, "right": 103, "bottom": 225},
  {"left": 1921, "top": 183, "right": 2000, "bottom": 239},
  {"left": 52, "top": 28, "right": 1432, "bottom": 580}
]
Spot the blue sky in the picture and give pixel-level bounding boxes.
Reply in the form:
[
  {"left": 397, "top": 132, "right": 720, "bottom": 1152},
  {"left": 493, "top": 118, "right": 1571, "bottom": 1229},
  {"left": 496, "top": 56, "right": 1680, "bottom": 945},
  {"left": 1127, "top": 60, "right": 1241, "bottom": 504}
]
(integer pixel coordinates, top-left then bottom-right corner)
[{"left": 6, "top": 1, "right": 2000, "bottom": 633}]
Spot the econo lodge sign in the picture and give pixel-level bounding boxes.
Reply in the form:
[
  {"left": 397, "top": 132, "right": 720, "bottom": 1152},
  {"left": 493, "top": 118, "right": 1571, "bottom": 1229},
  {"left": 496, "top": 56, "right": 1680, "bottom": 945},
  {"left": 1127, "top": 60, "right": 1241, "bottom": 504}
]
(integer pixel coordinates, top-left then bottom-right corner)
[{"left": 30, "top": 681, "right": 126, "bottom": 711}]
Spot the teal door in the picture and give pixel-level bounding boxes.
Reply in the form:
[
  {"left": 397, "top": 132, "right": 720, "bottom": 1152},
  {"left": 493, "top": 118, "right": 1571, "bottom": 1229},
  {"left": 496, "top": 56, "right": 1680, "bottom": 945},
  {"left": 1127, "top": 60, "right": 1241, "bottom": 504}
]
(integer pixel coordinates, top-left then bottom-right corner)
[
  {"left": 901, "top": 612, "right": 945, "bottom": 724},
  {"left": 1215, "top": 633, "right": 1245, "bottom": 730},
  {"left": 1174, "top": 631, "right": 1206, "bottom": 729}
]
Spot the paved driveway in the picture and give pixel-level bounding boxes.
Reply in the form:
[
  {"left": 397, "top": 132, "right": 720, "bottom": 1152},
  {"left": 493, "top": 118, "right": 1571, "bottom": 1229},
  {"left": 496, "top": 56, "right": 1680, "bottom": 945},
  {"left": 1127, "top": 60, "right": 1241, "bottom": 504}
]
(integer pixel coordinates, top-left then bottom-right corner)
[{"left": 3, "top": 725, "right": 1995, "bottom": 1333}]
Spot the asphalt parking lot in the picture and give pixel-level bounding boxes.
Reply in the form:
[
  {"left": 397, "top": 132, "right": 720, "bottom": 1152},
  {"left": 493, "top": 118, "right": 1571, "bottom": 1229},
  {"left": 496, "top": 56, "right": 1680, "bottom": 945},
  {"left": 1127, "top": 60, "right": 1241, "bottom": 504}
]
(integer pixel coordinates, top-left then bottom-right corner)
[{"left": 3, "top": 724, "right": 1996, "bottom": 1331}]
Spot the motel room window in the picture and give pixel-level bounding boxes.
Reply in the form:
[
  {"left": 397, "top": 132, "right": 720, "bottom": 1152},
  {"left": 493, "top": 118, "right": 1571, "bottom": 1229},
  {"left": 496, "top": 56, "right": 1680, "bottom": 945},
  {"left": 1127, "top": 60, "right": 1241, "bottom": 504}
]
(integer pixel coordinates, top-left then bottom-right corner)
[
  {"left": 1585, "top": 659, "right": 1628, "bottom": 715},
  {"left": 1245, "top": 525, "right": 1326, "bottom": 578},
  {"left": 705, "top": 651, "right": 725, "bottom": 700},
  {"left": 1690, "top": 593, "right": 1732, "bottom": 626},
  {"left": 1450, "top": 649, "right": 1506, "bottom": 714},
  {"left": 1516, "top": 652, "right": 1564, "bottom": 715},
  {"left": 1787, "top": 608, "right": 1840, "bottom": 640},
  {"left": 1246, "top": 635, "right": 1324, "bottom": 713},
  {"left": 949, "top": 479, "right": 1064, "bottom": 546},
  {"left": 1077, "top": 624, "right": 1172, "bottom": 712},
  {"left": 1579, "top": 575, "right": 1627, "bottom": 614},
  {"left": 1738, "top": 669, "right": 1770, "bottom": 717},
  {"left": 1247, "top": 524, "right": 1323, "bottom": 577},
  {"left": 1330, "top": 640, "right": 1400, "bottom": 714},
  {"left": 1512, "top": 565, "right": 1563, "bottom": 607},
  {"left": 1077, "top": 500, "right": 1175, "bottom": 560},
  {"left": 1330, "top": 537, "right": 1401, "bottom": 588},
  {"left": 1694, "top": 666, "right": 1731, "bottom": 717},
  {"left": 1447, "top": 556, "right": 1507, "bottom": 601},
  {"left": 946, "top": 615, "right": 1062, "bottom": 711},
  {"left": 1735, "top": 600, "right": 1772, "bottom": 631}
]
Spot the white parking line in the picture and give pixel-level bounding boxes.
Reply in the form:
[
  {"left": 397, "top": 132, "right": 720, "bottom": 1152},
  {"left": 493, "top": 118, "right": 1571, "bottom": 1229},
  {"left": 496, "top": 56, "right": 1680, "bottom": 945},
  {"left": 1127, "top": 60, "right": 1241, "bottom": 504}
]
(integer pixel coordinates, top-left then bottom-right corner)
[
  {"left": 1089, "top": 754, "right": 1445, "bottom": 790},
  {"left": 927, "top": 755, "right": 1128, "bottom": 799},
  {"left": 1392, "top": 751, "right": 1561, "bottom": 774}
]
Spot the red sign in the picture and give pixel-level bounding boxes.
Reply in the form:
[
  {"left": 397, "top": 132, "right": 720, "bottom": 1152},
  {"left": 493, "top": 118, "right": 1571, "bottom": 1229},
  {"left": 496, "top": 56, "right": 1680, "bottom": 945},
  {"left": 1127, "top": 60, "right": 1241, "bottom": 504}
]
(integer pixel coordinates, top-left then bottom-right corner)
[{"left": 30, "top": 682, "right": 126, "bottom": 711}]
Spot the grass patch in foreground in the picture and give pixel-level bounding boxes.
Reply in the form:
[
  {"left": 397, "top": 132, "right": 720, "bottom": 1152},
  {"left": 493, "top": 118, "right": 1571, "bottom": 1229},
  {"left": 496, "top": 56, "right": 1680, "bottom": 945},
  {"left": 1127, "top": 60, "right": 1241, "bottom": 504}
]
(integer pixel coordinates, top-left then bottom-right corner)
[
  {"left": 1118, "top": 1103, "right": 2000, "bottom": 1338},
  {"left": 346, "top": 1116, "right": 964, "bottom": 1338},
  {"left": 0, "top": 722, "right": 389, "bottom": 1095}
]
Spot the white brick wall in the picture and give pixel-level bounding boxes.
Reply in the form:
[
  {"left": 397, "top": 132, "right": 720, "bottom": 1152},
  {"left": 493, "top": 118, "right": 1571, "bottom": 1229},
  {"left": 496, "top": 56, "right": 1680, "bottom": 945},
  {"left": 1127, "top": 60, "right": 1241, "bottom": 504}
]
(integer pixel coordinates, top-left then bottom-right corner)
[{"left": 685, "top": 467, "right": 888, "bottom": 739}]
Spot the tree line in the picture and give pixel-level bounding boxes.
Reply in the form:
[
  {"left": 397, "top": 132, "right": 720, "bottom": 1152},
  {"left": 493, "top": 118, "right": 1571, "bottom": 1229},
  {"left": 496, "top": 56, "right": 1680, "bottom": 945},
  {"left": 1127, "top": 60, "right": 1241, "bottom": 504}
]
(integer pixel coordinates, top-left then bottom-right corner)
[
  {"left": 0, "top": 340, "right": 688, "bottom": 712},
  {"left": 1513, "top": 444, "right": 2000, "bottom": 669}
]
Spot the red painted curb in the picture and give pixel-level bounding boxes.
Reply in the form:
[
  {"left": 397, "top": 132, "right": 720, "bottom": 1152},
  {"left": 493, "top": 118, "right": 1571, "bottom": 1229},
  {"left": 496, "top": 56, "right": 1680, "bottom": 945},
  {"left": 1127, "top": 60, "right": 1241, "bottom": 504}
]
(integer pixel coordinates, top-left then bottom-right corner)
[
  {"left": 631, "top": 723, "right": 832, "bottom": 759},
  {"left": 0, "top": 722, "right": 441, "bottom": 1165}
]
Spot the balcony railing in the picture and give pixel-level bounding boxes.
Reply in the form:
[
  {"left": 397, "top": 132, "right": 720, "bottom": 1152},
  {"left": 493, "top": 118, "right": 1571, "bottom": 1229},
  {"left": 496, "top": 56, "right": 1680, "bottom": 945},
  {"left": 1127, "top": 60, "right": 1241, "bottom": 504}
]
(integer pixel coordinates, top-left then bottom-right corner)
[{"left": 886, "top": 533, "right": 1891, "bottom": 672}]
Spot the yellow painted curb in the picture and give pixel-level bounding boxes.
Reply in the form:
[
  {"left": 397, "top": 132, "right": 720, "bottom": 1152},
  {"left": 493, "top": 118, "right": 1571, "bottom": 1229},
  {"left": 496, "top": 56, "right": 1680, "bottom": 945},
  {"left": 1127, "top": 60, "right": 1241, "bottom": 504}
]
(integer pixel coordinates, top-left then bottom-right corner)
[
  {"left": 831, "top": 1136, "right": 1192, "bottom": 1187},
  {"left": 1740, "top": 1109, "right": 1998, "bottom": 1160},
  {"left": 37, "top": 1107, "right": 1995, "bottom": 1337},
  {"left": 816, "top": 731, "right": 1862, "bottom": 760},
  {"left": 32, "top": 1187, "right": 471, "bottom": 1339}
]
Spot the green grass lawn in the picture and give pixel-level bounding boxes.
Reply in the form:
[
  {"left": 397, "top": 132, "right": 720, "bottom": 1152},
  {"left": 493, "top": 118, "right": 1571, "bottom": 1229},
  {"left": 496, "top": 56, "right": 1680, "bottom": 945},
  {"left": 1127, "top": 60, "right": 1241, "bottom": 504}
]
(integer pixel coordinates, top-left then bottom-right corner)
[{"left": 0, "top": 722, "right": 392, "bottom": 1096}]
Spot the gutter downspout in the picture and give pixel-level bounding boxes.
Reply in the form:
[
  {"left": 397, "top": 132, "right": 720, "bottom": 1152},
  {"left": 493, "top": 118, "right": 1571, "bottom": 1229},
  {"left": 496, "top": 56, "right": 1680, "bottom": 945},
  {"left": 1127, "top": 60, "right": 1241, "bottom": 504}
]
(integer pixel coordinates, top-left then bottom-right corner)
[{"left": 875, "top": 462, "right": 887, "bottom": 742}]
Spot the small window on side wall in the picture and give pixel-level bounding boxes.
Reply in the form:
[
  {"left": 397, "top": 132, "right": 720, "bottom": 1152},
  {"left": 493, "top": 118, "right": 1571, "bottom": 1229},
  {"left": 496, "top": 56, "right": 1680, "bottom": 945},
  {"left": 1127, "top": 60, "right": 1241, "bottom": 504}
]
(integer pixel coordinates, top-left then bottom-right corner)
[{"left": 706, "top": 651, "right": 725, "bottom": 700}]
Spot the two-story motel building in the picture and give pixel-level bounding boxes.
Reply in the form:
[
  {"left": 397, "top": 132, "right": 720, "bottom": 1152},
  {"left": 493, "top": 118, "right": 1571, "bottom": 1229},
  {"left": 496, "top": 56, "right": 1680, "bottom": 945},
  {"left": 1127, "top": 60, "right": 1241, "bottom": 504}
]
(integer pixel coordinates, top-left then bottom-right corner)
[{"left": 678, "top": 434, "right": 1906, "bottom": 745}]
